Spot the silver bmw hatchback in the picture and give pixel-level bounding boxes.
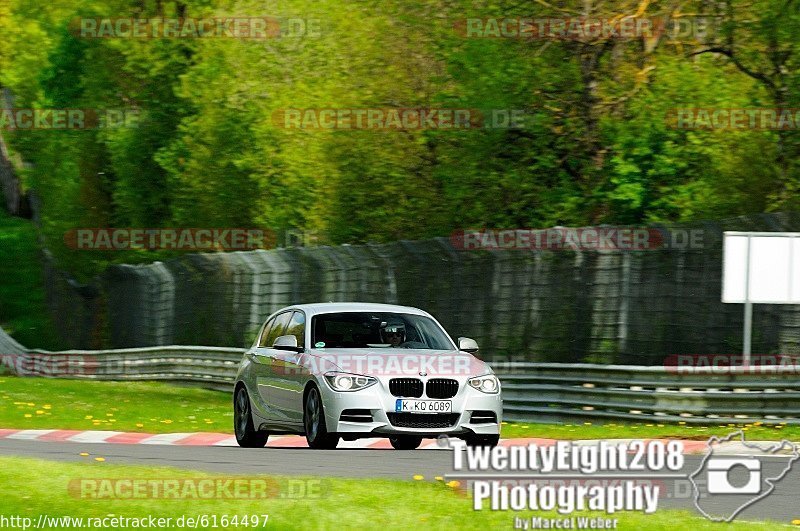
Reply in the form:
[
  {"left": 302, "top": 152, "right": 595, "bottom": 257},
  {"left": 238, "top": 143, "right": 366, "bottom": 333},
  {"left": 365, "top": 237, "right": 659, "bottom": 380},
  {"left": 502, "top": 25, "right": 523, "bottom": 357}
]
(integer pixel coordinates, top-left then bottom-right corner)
[{"left": 233, "top": 302, "right": 502, "bottom": 449}]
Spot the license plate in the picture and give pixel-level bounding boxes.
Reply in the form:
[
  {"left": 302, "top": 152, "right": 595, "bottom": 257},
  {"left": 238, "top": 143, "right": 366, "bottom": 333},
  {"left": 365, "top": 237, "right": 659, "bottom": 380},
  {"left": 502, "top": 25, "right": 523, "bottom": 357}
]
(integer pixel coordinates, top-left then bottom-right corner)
[{"left": 395, "top": 399, "right": 452, "bottom": 413}]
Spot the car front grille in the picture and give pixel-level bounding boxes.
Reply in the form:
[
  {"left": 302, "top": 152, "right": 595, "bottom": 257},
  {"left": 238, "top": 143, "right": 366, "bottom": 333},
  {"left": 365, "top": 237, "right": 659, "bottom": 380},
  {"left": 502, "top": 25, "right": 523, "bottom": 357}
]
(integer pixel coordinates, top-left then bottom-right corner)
[
  {"left": 389, "top": 378, "right": 423, "bottom": 398},
  {"left": 387, "top": 413, "right": 460, "bottom": 429},
  {"left": 426, "top": 378, "right": 459, "bottom": 399}
]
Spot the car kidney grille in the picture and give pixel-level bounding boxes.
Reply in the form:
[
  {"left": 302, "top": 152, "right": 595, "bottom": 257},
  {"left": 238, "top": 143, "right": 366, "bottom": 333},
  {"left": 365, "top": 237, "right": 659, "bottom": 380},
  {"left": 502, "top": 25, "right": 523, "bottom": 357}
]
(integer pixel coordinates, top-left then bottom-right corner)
[
  {"left": 387, "top": 413, "right": 460, "bottom": 429},
  {"left": 389, "top": 378, "right": 423, "bottom": 398},
  {"left": 426, "top": 378, "right": 459, "bottom": 399}
]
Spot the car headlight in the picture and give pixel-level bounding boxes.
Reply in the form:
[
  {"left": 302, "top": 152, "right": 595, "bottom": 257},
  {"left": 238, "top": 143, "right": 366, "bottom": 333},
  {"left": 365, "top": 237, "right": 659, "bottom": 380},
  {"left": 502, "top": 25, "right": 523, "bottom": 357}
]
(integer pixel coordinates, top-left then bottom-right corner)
[
  {"left": 468, "top": 374, "right": 500, "bottom": 394},
  {"left": 324, "top": 372, "right": 377, "bottom": 392}
]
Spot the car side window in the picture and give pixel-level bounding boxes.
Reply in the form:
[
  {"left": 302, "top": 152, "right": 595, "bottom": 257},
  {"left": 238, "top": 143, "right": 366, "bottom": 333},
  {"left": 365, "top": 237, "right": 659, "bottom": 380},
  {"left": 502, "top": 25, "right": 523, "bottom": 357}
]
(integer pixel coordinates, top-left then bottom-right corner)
[
  {"left": 257, "top": 317, "right": 276, "bottom": 347},
  {"left": 263, "top": 311, "right": 292, "bottom": 347},
  {"left": 285, "top": 311, "right": 306, "bottom": 348}
]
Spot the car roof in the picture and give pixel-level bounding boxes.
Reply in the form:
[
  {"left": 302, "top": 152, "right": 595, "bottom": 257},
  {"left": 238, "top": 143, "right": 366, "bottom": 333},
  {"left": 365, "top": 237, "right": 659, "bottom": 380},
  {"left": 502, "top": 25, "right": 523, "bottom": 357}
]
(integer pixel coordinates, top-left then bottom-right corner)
[{"left": 281, "top": 302, "right": 431, "bottom": 317}]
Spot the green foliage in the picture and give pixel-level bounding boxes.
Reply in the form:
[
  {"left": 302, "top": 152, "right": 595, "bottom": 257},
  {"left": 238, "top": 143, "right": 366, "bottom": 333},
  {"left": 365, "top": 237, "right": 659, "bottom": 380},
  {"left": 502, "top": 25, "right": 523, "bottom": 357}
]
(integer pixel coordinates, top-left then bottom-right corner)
[
  {"left": 0, "top": 0, "right": 799, "bottom": 277},
  {"left": 0, "top": 211, "right": 60, "bottom": 349}
]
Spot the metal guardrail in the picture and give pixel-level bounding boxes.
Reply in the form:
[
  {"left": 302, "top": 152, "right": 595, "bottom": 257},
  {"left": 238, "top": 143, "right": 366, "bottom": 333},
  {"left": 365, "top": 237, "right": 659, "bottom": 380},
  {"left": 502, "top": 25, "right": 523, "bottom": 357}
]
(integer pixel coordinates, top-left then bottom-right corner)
[
  {"left": 4, "top": 324, "right": 800, "bottom": 424},
  {"left": 498, "top": 363, "right": 800, "bottom": 426},
  {"left": 0, "top": 343, "right": 245, "bottom": 393}
]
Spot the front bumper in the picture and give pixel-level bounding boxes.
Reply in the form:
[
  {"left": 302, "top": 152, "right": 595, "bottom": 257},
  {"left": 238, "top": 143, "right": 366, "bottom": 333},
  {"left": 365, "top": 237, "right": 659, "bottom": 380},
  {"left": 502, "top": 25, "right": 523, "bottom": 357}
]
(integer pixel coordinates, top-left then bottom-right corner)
[{"left": 318, "top": 377, "right": 502, "bottom": 438}]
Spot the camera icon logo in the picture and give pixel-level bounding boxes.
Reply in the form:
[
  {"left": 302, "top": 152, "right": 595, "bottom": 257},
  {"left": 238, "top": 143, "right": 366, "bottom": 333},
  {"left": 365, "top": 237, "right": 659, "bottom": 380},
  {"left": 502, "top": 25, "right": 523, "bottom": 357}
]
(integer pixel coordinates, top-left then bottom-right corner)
[
  {"left": 690, "top": 430, "right": 800, "bottom": 522},
  {"left": 706, "top": 458, "right": 761, "bottom": 494}
]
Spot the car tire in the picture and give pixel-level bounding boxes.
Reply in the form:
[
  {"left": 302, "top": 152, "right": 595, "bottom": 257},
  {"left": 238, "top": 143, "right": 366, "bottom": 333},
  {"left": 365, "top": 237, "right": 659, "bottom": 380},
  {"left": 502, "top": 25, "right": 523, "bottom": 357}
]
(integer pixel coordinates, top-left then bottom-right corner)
[
  {"left": 465, "top": 434, "right": 500, "bottom": 448},
  {"left": 389, "top": 436, "right": 423, "bottom": 450},
  {"left": 234, "top": 385, "right": 269, "bottom": 448},
  {"left": 304, "top": 386, "right": 339, "bottom": 449}
]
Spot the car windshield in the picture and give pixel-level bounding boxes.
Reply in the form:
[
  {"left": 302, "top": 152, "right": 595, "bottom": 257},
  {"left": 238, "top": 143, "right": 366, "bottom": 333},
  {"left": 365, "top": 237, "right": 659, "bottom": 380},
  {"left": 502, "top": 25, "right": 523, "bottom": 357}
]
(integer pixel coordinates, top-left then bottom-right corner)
[{"left": 311, "top": 312, "right": 454, "bottom": 350}]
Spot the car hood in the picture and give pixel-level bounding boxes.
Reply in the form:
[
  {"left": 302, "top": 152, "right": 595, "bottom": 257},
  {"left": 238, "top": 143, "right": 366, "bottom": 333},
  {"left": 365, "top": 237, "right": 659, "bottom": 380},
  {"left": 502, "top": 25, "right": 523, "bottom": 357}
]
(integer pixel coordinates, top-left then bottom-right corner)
[{"left": 304, "top": 348, "right": 491, "bottom": 378}]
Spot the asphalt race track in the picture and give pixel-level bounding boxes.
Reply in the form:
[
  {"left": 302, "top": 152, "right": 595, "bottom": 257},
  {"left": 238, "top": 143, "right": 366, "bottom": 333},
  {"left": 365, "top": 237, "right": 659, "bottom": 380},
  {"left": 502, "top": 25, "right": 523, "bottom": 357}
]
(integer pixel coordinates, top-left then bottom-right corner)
[
  {"left": 0, "top": 438, "right": 448, "bottom": 479},
  {"left": 2, "top": 439, "right": 800, "bottom": 524}
]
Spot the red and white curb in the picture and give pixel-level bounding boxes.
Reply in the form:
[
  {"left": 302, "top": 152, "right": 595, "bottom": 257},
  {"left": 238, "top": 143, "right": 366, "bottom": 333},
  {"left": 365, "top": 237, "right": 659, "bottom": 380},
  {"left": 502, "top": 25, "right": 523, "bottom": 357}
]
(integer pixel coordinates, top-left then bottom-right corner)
[
  {"left": 0, "top": 429, "right": 771, "bottom": 454},
  {"left": 0, "top": 429, "right": 443, "bottom": 449}
]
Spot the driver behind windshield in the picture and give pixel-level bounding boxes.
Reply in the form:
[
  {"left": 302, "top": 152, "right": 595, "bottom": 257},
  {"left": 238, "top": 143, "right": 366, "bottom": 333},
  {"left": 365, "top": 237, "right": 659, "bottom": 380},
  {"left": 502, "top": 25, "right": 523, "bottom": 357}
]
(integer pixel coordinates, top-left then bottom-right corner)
[{"left": 381, "top": 319, "right": 405, "bottom": 347}]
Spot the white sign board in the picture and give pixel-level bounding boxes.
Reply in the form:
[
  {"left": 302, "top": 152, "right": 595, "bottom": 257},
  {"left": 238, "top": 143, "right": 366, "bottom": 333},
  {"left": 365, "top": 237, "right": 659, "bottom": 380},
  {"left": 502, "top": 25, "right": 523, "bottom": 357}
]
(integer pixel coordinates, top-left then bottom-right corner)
[{"left": 722, "top": 232, "right": 800, "bottom": 304}]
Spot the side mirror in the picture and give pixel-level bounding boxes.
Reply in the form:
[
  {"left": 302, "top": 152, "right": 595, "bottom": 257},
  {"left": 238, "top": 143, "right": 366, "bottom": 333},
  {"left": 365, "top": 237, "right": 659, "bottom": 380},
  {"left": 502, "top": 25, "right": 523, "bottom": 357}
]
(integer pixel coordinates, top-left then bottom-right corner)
[
  {"left": 274, "top": 335, "right": 303, "bottom": 352},
  {"left": 458, "top": 337, "right": 479, "bottom": 353}
]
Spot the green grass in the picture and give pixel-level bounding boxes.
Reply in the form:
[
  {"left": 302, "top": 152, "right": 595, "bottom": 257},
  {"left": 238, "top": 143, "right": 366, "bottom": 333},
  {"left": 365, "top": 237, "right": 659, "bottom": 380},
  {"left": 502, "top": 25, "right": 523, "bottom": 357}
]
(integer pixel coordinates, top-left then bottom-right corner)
[
  {"left": 0, "top": 377, "right": 233, "bottom": 433},
  {"left": 1, "top": 376, "right": 799, "bottom": 443},
  {"left": 500, "top": 420, "right": 800, "bottom": 441},
  {"left": 0, "top": 456, "right": 781, "bottom": 530},
  {"left": 0, "top": 210, "right": 61, "bottom": 350}
]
